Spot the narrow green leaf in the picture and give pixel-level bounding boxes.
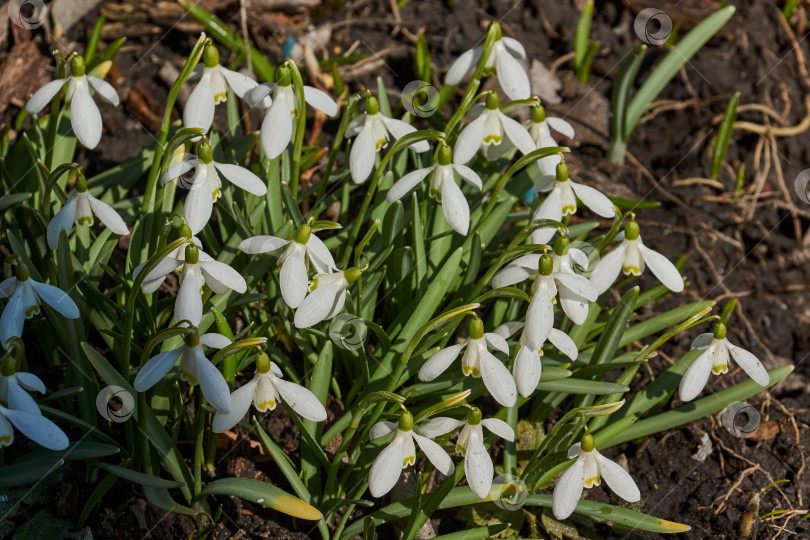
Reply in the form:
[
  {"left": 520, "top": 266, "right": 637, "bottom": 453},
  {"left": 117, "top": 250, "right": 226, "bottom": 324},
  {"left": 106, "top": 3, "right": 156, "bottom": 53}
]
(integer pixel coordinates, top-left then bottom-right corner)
[
  {"left": 95, "top": 463, "right": 186, "bottom": 489},
  {"left": 200, "top": 477, "right": 323, "bottom": 520}
]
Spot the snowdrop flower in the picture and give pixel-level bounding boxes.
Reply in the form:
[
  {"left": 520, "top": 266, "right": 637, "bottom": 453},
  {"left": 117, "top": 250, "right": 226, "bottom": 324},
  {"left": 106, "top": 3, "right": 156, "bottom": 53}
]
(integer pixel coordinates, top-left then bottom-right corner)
[
  {"left": 418, "top": 407, "right": 514, "bottom": 499},
  {"left": 444, "top": 25, "right": 530, "bottom": 101},
  {"left": 161, "top": 141, "right": 267, "bottom": 235},
  {"left": 529, "top": 105, "right": 576, "bottom": 178},
  {"left": 493, "top": 247, "right": 597, "bottom": 349},
  {"left": 184, "top": 44, "right": 258, "bottom": 132},
  {"left": 368, "top": 411, "right": 454, "bottom": 497},
  {"left": 531, "top": 160, "right": 616, "bottom": 245},
  {"left": 418, "top": 317, "right": 516, "bottom": 407},
  {"left": 553, "top": 433, "right": 640, "bottom": 520},
  {"left": 134, "top": 327, "right": 232, "bottom": 413},
  {"left": 589, "top": 219, "right": 684, "bottom": 295},
  {"left": 0, "top": 404, "right": 69, "bottom": 450},
  {"left": 0, "top": 364, "right": 47, "bottom": 416},
  {"left": 680, "top": 322, "right": 769, "bottom": 401},
  {"left": 0, "top": 263, "right": 80, "bottom": 348},
  {"left": 144, "top": 244, "right": 246, "bottom": 326},
  {"left": 511, "top": 322, "right": 578, "bottom": 398},
  {"left": 294, "top": 267, "right": 363, "bottom": 329},
  {"left": 212, "top": 351, "right": 326, "bottom": 432},
  {"left": 239, "top": 221, "right": 338, "bottom": 309},
  {"left": 47, "top": 174, "right": 129, "bottom": 249},
  {"left": 133, "top": 225, "right": 199, "bottom": 294},
  {"left": 245, "top": 63, "right": 338, "bottom": 159},
  {"left": 387, "top": 145, "right": 482, "bottom": 235},
  {"left": 25, "top": 55, "right": 119, "bottom": 149},
  {"left": 454, "top": 92, "right": 535, "bottom": 165},
  {"left": 347, "top": 96, "right": 430, "bottom": 184}
]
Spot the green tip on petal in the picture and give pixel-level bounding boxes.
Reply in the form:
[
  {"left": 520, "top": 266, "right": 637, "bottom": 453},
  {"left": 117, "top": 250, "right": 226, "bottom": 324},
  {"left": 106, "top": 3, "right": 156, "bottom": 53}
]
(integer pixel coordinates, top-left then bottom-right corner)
[
  {"left": 198, "top": 142, "right": 213, "bottom": 164},
  {"left": 624, "top": 219, "right": 640, "bottom": 241},
  {"left": 581, "top": 433, "right": 595, "bottom": 452},
  {"left": 713, "top": 322, "right": 727, "bottom": 340},
  {"left": 179, "top": 223, "right": 193, "bottom": 240},
  {"left": 467, "top": 406, "right": 482, "bottom": 425},
  {"left": 485, "top": 92, "right": 500, "bottom": 110},
  {"left": 0, "top": 356, "right": 15, "bottom": 377},
  {"left": 469, "top": 316, "right": 484, "bottom": 340},
  {"left": 75, "top": 174, "right": 88, "bottom": 193},
  {"left": 539, "top": 254, "right": 553, "bottom": 276},
  {"left": 555, "top": 160, "right": 569, "bottom": 182},
  {"left": 553, "top": 235, "right": 570, "bottom": 256},
  {"left": 438, "top": 144, "right": 452, "bottom": 166},
  {"left": 276, "top": 64, "right": 292, "bottom": 87},
  {"left": 203, "top": 44, "right": 219, "bottom": 68},
  {"left": 184, "top": 330, "right": 200, "bottom": 348},
  {"left": 294, "top": 223, "right": 312, "bottom": 245},
  {"left": 531, "top": 104, "right": 546, "bottom": 124},
  {"left": 71, "top": 55, "right": 86, "bottom": 77},
  {"left": 256, "top": 351, "right": 272, "bottom": 374},
  {"left": 185, "top": 244, "right": 199, "bottom": 265},
  {"left": 366, "top": 96, "right": 379, "bottom": 116},
  {"left": 345, "top": 267, "right": 363, "bottom": 283},
  {"left": 15, "top": 263, "right": 29, "bottom": 282},
  {"left": 398, "top": 410, "right": 413, "bottom": 431},
  {"left": 489, "top": 20, "right": 502, "bottom": 41}
]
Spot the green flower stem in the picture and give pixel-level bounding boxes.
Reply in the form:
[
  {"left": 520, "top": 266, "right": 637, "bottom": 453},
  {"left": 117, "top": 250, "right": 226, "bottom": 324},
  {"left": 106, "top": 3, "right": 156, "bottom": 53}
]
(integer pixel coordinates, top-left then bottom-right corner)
[
  {"left": 45, "top": 51, "right": 67, "bottom": 170},
  {"left": 193, "top": 401, "right": 206, "bottom": 497},
  {"left": 311, "top": 94, "right": 360, "bottom": 214}
]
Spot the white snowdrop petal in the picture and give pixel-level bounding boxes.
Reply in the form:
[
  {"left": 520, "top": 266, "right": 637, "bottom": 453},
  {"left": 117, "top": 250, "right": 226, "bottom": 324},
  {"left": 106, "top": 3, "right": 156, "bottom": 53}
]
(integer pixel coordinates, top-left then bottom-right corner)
[
  {"left": 484, "top": 332, "right": 509, "bottom": 355},
  {"left": 194, "top": 355, "right": 231, "bottom": 414},
  {"left": 370, "top": 421, "right": 397, "bottom": 440},
  {"left": 525, "top": 293, "right": 554, "bottom": 350},
  {"left": 496, "top": 49, "right": 531, "bottom": 101},
  {"left": 350, "top": 123, "right": 377, "bottom": 184},
  {"left": 184, "top": 76, "right": 215, "bottom": 131},
  {"left": 493, "top": 321, "right": 524, "bottom": 339},
  {"left": 175, "top": 274, "right": 203, "bottom": 326},
  {"left": 568, "top": 248, "right": 590, "bottom": 272},
  {"left": 480, "top": 350, "right": 517, "bottom": 407},
  {"left": 200, "top": 260, "right": 248, "bottom": 294},
  {"left": 294, "top": 281, "right": 345, "bottom": 329},
  {"left": 727, "top": 343, "right": 770, "bottom": 386},
  {"left": 380, "top": 116, "right": 429, "bottom": 152},
  {"left": 679, "top": 347, "right": 715, "bottom": 401},
  {"left": 261, "top": 98, "right": 293, "bottom": 159},
  {"left": 453, "top": 114, "right": 487, "bottom": 165},
  {"left": 239, "top": 235, "right": 289, "bottom": 254},
  {"left": 71, "top": 81, "right": 103, "bottom": 149},
  {"left": 31, "top": 282, "right": 80, "bottom": 319},
  {"left": 303, "top": 86, "right": 338, "bottom": 116},
  {"left": 142, "top": 256, "right": 181, "bottom": 287},
  {"left": 212, "top": 379, "right": 257, "bottom": 433},
  {"left": 595, "top": 452, "right": 641, "bottom": 502},
  {"left": 548, "top": 329, "right": 578, "bottom": 361},
  {"left": 306, "top": 235, "right": 339, "bottom": 274},
  {"left": 452, "top": 164, "right": 483, "bottom": 190},
  {"left": 513, "top": 344, "right": 541, "bottom": 398},
  {"left": 552, "top": 457, "right": 586, "bottom": 520},
  {"left": 15, "top": 372, "right": 46, "bottom": 394},
  {"left": 530, "top": 188, "right": 564, "bottom": 245},
  {"left": 0, "top": 289, "right": 25, "bottom": 348},
  {"left": 88, "top": 196, "right": 128, "bottom": 235},
  {"left": 492, "top": 255, "right": 540, "bottom": 288},
  {"left": 499, "top": 113, "right": 535, "bottom": 155},
  {"left": 345, "top": 113, "right": 365, "bottom": 137},
  {"left": 570, "top": 182, "right": 616, "bottom": 218},
  {"left": 26, "top": 78, "right": 68, "bottom": 114},
  {"left": 386, "top": 166, "right": 433, "bottom": 202},
  {"left": 445, "top": 46, "right": 481, "bottom": 85},
  {"left": 413, "top": 432, "right": 454, "bottom": 475},
  {"left": 160, "top": 159, "right": 196, "bottom": 185},
  {"left": 2, "top": 407, "right": 68, "bottom": 450},
  {"left": 199, "top": 333, "right": 232, "bottom": 349},
  {"left": 184, "top": 174, "right": 214, "bottom": 235},
  {"left": 7, "top": 381, "right": 41, "bottom": 415},
  {"left": 464, "top": 431, "right": 494, "bottom": 499},
  {"left": 440, "top": 175, "right": 470, "bottom": 235},
  {"left": 481, "top": 418, "right": 514, "bottom": 441},
  {"left": 0, "top": 277, "right": 15, "bottom": 298},
  {"left": 556, "top": 272, "right": 598, "bottom": 303},
  {"left": 47, "top": 195, "right": 78, "bottom": 249},
  {"left": 416, "top": 417, "right": 465, "bottom": 438},
  {"left": 213, "top": 162, "right": 267, "bottom": 196},
  {"left": 280, "top": 249, "right": 308, "bottom": 309},
  {"left": 244, "top": 83, "right": 273, "bottom": 109},
  {"left": 134, "top": 348, "right": 182, "bottom": 392},
  {"left": 589, "top": 244, "right": 627, "bottom": 295},
  {"left": 638, "top": 243, "right": 684, "bottom": 292},
  {"left": 546, "top": 117, "right": 575, "bottom": 139},
  {"left": 274, "top": 378, "right": 327, "bottom": 421},
  {"left": 691, "top": 333, "right": 714, "bottom": 351},
  {"left": 418, "top": 343, "right": 465, "bottom": 381},
  {"left": 567, "top": 442, "right": 582, "bottom": 459},
  {"left": 87, "top": 76, "right": 120, "bottom": 106},
  {"left": 219, "top": 66, "right": 258, "bottom": 98},
  {"left": 369, "top": 436, "right": 405, "bottom": 497},
  {"left": 501, "top": 37, "right": 527, "bottom": 59}
]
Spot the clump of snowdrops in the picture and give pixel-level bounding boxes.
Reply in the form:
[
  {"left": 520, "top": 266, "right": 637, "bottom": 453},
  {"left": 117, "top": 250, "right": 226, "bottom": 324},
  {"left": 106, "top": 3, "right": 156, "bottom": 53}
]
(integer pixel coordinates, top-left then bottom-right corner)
[{"left": 0, "top": 13, "right": 790, "bottom": 540}]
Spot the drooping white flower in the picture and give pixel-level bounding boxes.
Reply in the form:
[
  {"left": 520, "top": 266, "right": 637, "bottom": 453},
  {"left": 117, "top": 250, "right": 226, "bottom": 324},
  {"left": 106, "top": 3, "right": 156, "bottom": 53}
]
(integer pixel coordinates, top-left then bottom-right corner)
[
  {"left": 134, "top": 328, "right": 233, "bottom": 413},
  {"left": 183, "top": 44, "right": 258, "bottom": 132},
  {"left": 0, "top": 368, "right": 47, "bottom": 416},
  {"left": 212, "top": 352, "right": 326, "bottom": 432},
  {"left": 239, "top": 221, "right": 338, "bottom": 309},
  {"left": 444, "top": 30, "right": 530, "bottom": 101},
  {"left": 368, "top": 411, "right": 454, "bottom": 498},
  {"left": 553, "top": 434, "right": 640, "bottom": 520},
  {"left": 418, "top": 408, "right": 515, "bottom": 499},
  {"left": 531, "top": 160, "right": 616, "bottom": 245},
  {"left": 418, "top": 317, "right": 517, "bottom": 407},
  {"left": 680, "top": 323, "right": 769, "bottom": 401},
  {"left": 493, "top": 246, "right": 597, "bottom": 349},
  {"left": 0, "top": 263, "right": 80, "bottom": 348},
  {"left": 589, "top": 219, "right": 684, "bottom": 295},
  {"left": 161, "top": 141, "right": 267, "bottom": 235},
  {"left": 245, "top": 64, "right": 338, "bottom": 159},
  {"left": 509, "top": 321, "right": 578, "bottom": 398},
  {"left": 294, "top": 267, "right": 364, "bottom": 329},
  {"left": 25, "top": 55, "right": 119, "bottom": 149},
  {"left": 347, "top": 96, "right": 430, "bottom": 184},
  {"left": 454, "top": 92, "right": 535, "bottom": 165},
  {"left": 0, "top": 404, "right": 69, "bottom": 450},
  {"left": 133, "top": 227, "right": 200, "bottom": 294},
  {"left": 47, "top": 174, "right": 129, "bottom": 249},
  {"left": 142, "top": 243, "right": 247, "bottom": 327},
  {"left": 387, "top": 145, "right": 482, "bottom": 235}
]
